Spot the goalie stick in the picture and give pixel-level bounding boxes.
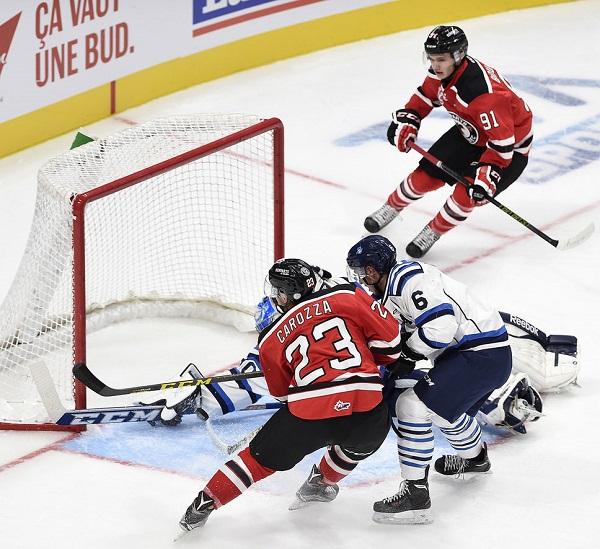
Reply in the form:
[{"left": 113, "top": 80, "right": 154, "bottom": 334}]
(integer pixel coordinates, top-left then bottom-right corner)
[
  {"left": 73, "top": 362, "right": 264, "bottom": 397},
  {"left": 30, "top": 361, "right": 279, "bottom": 425},
  {"left": 57, "top": 403, "right": 280, "bottom": 427},
  {"left": 409, "top": 142, "right": 595, "bottom": 250}
]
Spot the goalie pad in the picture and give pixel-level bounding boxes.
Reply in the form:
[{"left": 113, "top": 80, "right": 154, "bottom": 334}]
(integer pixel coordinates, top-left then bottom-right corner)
[
  {"left": 478, "top": 372, "right": 543, "bottom": 434},
  {"left": 501, "top": 312, "right": 580, "bottom": 393}
]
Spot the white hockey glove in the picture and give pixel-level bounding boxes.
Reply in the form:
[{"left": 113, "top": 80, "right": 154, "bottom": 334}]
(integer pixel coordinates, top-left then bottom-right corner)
[
  {"left": 387, "top": 109, "right": 421, "bottom": 153},
  {"left": 139, "top": 363, "right": 207, "bottom": 426},
  {"left": 478, "top": 373, "right": 543, "bottom": 434}
]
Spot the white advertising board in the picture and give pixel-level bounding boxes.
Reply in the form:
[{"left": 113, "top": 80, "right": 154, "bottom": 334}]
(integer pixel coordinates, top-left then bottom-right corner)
[{"left": 0, "top": 0, "right": 392, "bottom": 123}]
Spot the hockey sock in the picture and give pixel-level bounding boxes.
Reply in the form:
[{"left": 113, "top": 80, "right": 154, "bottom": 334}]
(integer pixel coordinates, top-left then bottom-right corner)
[
  {"left": 430, "top": 183, "right": 474, "bottom": 234},
  {"left": 394, "top": 418, "right": 434, "bottom": 480},
  {"left": 204, "top": 447, "right": 274, "bottom": 508},
  {"left": 318, "top": 445, "right": 369, "bottom": 484},
  {"left": 387, "top": 169, "right": 443, "bottom": 210},
  {"left": 437, "top": 413, "right": 482, "bottom": 459}
]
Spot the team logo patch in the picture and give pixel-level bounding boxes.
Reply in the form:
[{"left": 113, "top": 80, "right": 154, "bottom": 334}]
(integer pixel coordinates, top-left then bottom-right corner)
[
  {"left": 300, "top": 267, "right": 310, "bottom": 276},
  {"left": 334, "top": 400, "right": 351, "bottom": 411},
  {"left": 448, "top": 111, "right": 479, "bottom": 144}
]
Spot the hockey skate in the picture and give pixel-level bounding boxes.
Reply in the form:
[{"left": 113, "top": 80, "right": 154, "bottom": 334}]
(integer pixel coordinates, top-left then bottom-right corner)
[
  {"left": 372, "top": 467, "right": 432, "bottom": 525},
  {"left": 405, "top": 224, "right": 441, "bottom": 258},
  {"left": 434, "top": 442, "right": 491, "bottom": 476},
  {"left": 364, "top": 203, "right": 401, "bottom": 233},
  {"left": 289, "top": 464, "right": 339, "bottom": 510},
  {"left": 179, "top": 491, "right": 215, "bottom": 532}
]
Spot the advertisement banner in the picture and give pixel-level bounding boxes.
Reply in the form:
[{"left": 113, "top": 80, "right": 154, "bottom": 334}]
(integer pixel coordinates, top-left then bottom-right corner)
[
  {"left": 0, "top": 1, "right": 189, "bottom": 123},
  {"left": 0, "top": 0, "right": 393, "bottom": 124}
]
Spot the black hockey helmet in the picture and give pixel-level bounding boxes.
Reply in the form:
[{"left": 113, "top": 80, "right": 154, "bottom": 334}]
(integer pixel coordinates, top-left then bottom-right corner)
[
  {"left": 424, "top": 25, "right": 468, "bottom": 63},
  {"left": 346, "top": 235, "right": 397, "bottom": 277},
  {"left": 267, "top": 258, "right": 319, "bottom": 307}
]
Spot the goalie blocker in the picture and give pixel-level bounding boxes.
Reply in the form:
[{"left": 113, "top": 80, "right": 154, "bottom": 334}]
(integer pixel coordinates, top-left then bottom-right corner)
[{"left": 500, "top": 312, "right": 579, "bottom": 393}]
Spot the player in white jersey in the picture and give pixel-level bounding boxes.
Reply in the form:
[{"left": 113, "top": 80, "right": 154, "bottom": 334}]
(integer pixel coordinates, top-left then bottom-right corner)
[{"left": 346, "top": 234, "right": 512, "bottom": 525}]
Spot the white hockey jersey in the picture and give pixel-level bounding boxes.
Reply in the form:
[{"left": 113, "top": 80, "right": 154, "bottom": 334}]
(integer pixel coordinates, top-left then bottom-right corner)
[{"left": 381, "top": 260, "right": 508, "bottom": 361}]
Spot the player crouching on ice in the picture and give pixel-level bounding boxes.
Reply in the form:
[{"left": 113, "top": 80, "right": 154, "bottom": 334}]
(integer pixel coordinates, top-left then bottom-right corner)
[{"left": 178, "top": 258, "right": 407, "bottom": 532}]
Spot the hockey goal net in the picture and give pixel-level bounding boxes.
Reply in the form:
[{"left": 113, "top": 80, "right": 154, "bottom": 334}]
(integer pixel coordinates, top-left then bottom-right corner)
[{"left": 0, "top": 114, "right": 284, "bottom": 430}]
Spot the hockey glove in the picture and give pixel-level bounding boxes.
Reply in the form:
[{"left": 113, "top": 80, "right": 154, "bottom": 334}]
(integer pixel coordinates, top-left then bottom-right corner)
[
  {"left": 312, "top": 265, "right": 332, "bottom": 280},
  {"left": 387, "top": 109, "right": 421, "bottom": 152},
  {"left": 386, "top": 335, "right": 427, "bottom": 376},
  {"left": 385, "top": 356, "right": 417, "bottom": 377},
  {"left": 469, "top": 164, "right": 501, "bottom": 205}
]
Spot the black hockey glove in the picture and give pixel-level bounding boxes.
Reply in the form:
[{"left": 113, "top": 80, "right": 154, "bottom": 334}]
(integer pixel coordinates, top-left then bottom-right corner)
[
  {"left": 312, "top": 265, "right": 332, "bottom": 279},
  {"left": 385, "top": 337, "right": 427, "bottom": 378},
  {"left": 385, "top": 356, "right": 417, "bottom": 377}
]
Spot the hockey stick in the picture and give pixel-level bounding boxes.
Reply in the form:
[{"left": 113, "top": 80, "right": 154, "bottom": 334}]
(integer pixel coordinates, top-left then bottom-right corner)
[
  {"left": 73, "top": 362, "right": 264, "bottom": 397},
  {"left": 206, "top": 422, "right": 265, "bottom": 455},
  {"left": 30, "top": 361, "right": 278, "bottom": 425},
  {"left": 409, "top": 142, "right": 595, "bottom": 250},
  {"left": 57, "top": 403, "right": 282, "bottom": 427},
  {"left": 29, "top": 360, "right": 164, "bottom": 424}
]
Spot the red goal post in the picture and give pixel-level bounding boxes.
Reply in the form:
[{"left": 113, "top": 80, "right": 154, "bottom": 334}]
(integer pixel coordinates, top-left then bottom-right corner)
[{"left": 0, "top": 115, "right": 284, "bottom": 431}]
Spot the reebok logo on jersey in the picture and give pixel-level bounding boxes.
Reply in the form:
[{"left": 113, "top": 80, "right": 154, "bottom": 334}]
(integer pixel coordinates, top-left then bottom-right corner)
[
  {"left": 0, "top": 12, "right": 21, "bottom": 80},
  {"left": 334, "top": 400, "right": 351, "bottom": 412},
  {"left": 423, "top": 374, "right": 435, "bottom": 387}
]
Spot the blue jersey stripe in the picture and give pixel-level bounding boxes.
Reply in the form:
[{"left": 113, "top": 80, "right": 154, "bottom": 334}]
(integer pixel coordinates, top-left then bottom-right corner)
[
  {"left": 449, "top": 326, "right": 508, "bottom": 351},
  {"left": 206, "top": 381, "right": 236, "bottom": 414},
  {"left": 414, "top": 303, "right": 455, "bottom": 327},
  {"left": 418, "top": 327, "right": 451, "bottom": 349},
  {"left": 388, "top": 262, "right": 424, "bottom": 295}
]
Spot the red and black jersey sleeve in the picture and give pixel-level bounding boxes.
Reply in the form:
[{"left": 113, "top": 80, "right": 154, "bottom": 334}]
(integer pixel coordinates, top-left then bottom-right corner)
[{"left": 403, "top": 69, "right": 442, "bottom": 119}]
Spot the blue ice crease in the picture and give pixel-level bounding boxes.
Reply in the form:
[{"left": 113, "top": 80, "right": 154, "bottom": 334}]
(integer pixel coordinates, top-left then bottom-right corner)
[{"left": 59, "top": 407, "right": 509, "bottom": 493}]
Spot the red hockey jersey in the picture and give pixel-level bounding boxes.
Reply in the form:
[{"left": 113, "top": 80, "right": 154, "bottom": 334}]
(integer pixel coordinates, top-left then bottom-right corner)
[
  {"left": 405, "top": 56, "right": 533, "bottom": 168},
  {"left": 258, "top": 284, "right": 402, "bottom": 420}
]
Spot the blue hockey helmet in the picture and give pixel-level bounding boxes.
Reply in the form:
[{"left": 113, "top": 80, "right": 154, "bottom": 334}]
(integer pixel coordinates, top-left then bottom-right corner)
[
  {"left": 346, "top": 235, "right": 397, "bottom": 279},
  {"left": 254, "top": 296, "right": 280, "bottom": 332}
]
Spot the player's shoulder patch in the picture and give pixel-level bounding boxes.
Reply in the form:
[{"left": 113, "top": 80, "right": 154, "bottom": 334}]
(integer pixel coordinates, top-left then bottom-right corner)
[{"left": 454, "top": 57, "right": 492, "bottom": 104}]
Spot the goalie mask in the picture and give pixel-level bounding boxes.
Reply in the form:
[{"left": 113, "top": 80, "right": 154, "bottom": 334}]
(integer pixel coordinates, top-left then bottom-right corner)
[{"left": 254, "top": 296, "right": 280, "bottom": 332}]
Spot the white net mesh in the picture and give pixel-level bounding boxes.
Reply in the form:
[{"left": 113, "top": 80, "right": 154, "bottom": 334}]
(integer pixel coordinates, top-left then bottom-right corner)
[{"left": 0, "top": 114, "right": 282, "bottom": 426}]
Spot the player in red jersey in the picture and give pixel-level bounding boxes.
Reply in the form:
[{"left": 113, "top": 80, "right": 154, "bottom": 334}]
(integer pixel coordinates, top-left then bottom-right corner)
[
  {"left": 179, "top": 259, "right": 409, "bottom": 532},
  {"left": 364, "top": 25, "right": 533, "bottom": 258}
]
